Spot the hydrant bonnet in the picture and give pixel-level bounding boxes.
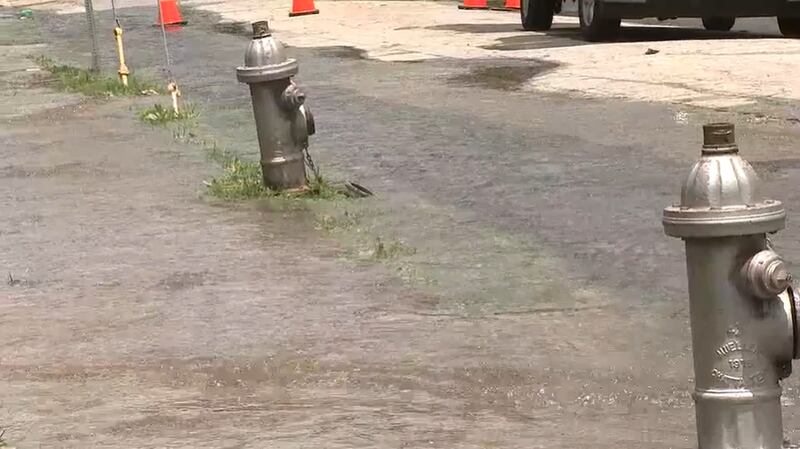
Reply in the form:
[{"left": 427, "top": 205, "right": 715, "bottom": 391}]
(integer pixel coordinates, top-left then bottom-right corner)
[
  {"left": 236, "top": 21, "right": 299, "bottom": 84},
  {"left": 663, "top": 123, "right": 785, "bottom": 238}
]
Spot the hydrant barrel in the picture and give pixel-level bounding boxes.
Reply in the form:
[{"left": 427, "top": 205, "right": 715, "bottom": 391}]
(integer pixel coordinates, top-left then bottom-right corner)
[
  {"left": 663, "top": 123, "right": 797, "bottom": 449},
  {"left": 236, "top": 20, "right": 313, "bottom": 191}
]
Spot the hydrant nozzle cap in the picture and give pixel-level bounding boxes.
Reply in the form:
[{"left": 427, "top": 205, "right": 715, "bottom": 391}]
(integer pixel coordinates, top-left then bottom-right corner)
[
  {"left": 703, "top": 122, "right": 737, "bottom": 152},
  {"left": 252, "top": 21, "right": 271, "bottom": 38}
]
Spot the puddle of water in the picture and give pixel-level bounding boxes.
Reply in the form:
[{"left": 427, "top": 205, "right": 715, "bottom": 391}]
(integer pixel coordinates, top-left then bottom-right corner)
[
  {"left": 212, "top": 20, "right": 250, "bottom": 37},
  {"left": 314, "top": 46, "right": 368, "bottom": 60},
  {"left": 448, "top": 62, "right": 557, "bottom": 91}
]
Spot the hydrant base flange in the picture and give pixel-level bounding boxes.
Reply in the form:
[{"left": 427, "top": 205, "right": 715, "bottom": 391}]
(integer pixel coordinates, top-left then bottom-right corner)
[{"left": 663, "top": 201, "right": 786, "bottom": 238}]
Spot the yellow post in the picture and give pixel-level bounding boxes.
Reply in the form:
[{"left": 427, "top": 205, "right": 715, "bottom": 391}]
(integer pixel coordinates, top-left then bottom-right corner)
[{"left": 113, "top": 24, "right": 129, "bottom": 86}]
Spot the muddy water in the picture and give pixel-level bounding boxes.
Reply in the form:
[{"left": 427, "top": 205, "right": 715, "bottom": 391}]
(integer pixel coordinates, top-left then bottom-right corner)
[{"left": 3, "top": 6, "right": 800, "bottom": 449}]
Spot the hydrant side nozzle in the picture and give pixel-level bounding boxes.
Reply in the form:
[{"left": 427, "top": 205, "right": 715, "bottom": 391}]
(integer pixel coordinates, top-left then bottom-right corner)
[
  {"left": 742, "top": 250, "right": 793, "bottom": 299},
  {"left": 281, "top": 83, "right": 306, "bottom": 110}
]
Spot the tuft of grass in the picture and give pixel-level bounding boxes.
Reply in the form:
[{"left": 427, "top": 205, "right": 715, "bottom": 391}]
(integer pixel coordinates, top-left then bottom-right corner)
[
  {"left": 172, "top": 124, "right": 197, "bottom": 142},
  {"left": 34, "top": 55, "right": 161, "bottom": 97},
  {"left": 138, "top": 103, "right": 198, "bottom": 126},
  {"left": 306, "top": 175, "right": 349, "bottom": 200},
  {"left": 371, "top": 237, "right": 416, "bottom": 260},
  {"left": 316, "top": 210, "right": 362, "bottom": 233},
  {"left": 201, "top": 138, "right": 352, "bottom": 201},
  {"left": 205, "top": 157, "right": 268, "bottom": 200},
  {"left": 205, "top": 156, "right": 352, "bottom": 201}
]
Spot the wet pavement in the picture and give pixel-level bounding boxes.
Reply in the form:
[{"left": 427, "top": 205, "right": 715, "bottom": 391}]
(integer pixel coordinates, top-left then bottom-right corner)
[{"left": 3, "top": 5, "right": 800, "bottom": 448}]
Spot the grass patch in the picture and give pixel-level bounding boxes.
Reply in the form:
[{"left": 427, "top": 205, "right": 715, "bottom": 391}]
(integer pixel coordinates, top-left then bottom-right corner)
[
  {"left": 196, "top": 137, "right": 350, "bottom": 201},
  {"left": 205, "top": 157, "right": 266, "bottom": 200},
  {"left": 138, "top": 103, "right": 198, "bottom": 126},
  {"left": 371, "top": 237, "right": 416, "bottom": 260},
  {"left": 316, "top": 210, "right": 363, "bottom": 233},
  {"left": 204, "top": 154, "right": 349, "bottom": 201},
  {"left": 159, "top": 114, "right": 355, "bottom": 202},
  {"left": 34, "top": 56, "right": 161, "bottom": 97}
]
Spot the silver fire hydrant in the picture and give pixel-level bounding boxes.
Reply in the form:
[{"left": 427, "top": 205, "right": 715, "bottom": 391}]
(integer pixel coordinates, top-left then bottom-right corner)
[
  {"left": 236, "top": 20, "right": 315, "bottom": 191},
  {"left": 663, "top": 123, "right": 800, "bottom": 449}
]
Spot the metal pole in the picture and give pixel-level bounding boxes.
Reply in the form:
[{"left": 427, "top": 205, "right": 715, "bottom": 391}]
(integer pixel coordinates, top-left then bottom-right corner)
[{"left": 83, "top": 0, "right": 101, "bottom": 73}]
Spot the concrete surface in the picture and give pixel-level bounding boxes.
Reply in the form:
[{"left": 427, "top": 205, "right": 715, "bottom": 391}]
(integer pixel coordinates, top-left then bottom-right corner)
[
  {"left": 171, "top": 0, "right": 800, "bottom": 110},
  {"left": 9, "top": 0, "right": 800, "bottom": 109}
]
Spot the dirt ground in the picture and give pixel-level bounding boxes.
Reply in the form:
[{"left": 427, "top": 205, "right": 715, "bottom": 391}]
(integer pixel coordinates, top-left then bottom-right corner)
[{"left": 4, "top": 4, "right": 800, "bottom": 449}]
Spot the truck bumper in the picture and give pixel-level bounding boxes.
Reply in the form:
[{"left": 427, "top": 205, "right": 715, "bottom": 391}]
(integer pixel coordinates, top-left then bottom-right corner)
[{"left": 602, "top": 0, "right": 800, "bottom": 18}]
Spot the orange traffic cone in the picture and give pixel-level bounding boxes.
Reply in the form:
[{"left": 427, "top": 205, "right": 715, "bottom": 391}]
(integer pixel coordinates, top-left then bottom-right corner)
[
  {"left": 289, "top": 0, "right": 319, "bottom": 17},
  {"left": 458, "top": 0, "right": 488, "bottom": 10},
  {"left": 156, "top": 0, "right": 187, "bottom": 26},
  {"left": 491, "top": 0, "right": 519, "bottom": 10}
]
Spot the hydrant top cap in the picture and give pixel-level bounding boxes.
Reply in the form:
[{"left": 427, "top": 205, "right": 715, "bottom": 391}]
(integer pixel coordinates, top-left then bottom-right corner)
[
  {"left": 703, "top": 123, "right": 736, "bottom": 150},
  {"left": 252, "top": 21, "right": 270, "bottom": 38}
]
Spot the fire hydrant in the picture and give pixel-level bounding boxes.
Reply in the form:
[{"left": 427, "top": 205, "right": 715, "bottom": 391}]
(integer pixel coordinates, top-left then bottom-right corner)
[
  {"left": 236, "top": 20, "right": 315, "bottom": 191},
  {"left": 663, "top": 123, "right": 800, "bottom": 449}
]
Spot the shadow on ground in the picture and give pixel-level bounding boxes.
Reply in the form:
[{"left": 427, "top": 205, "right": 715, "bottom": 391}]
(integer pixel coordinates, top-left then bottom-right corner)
[{"left": 402, "top": 21, "right": 778, "bottom": 51}]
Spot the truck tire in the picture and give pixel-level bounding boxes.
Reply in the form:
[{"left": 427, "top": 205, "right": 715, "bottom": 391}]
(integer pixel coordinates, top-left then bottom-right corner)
[
  {"left": 702, "top": 17, "right": 735, "bottom": 31},
  {"left": 521, "top": 0, "right": 554, "bottom": 31},
  {"left": 578, "top": 0, "right": 620, "bottom": 41},
  {"left": 778, "top": 16, "right": 800, "bottom": 38}
]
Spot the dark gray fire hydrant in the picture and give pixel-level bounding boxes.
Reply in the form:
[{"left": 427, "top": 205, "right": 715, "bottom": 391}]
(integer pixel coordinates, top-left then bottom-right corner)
[
  {"left": 236, "top": 20, "right": 315, "bottom": 191},
  {"left": 663, "top": 123, "right": 800, "bottom": 449}
]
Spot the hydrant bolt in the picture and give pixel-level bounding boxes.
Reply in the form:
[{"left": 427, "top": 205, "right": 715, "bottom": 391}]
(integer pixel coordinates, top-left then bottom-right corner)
[{"left": 663, "top": 122, "right": 798, "bottom": 449}]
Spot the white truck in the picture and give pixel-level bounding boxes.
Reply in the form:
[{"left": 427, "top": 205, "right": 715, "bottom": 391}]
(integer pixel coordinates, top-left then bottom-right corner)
[{"left": 520, "top": 0, "right": 800, "bottom": 41}]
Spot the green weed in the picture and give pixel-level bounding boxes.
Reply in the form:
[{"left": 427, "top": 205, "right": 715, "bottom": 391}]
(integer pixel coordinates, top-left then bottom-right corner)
[
  {"left": 204, "top": 155, "right": 352, "bottom": 201},
  {"left": 371, "top": 237, "right": 416, "bottom": 260},
  {"left": 34, "top": 56, "right": 161, "bottom": 97},
  {"left": 200, "top": 138, "right": 352, "bottom": 201},
  {"left": 138, "top": 103, "right": 198, "bottom": 126},
  {"left": 316, "top": 210, "right": 362, "bottom": 232},
  {"left": 205, "top": 157, "right": 268, "bottom": 200}
]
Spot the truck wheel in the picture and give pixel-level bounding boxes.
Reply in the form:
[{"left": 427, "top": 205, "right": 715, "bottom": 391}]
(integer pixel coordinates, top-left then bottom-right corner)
[
  {"left": 578, "top": 0, "right": 620, "bottom": 41},
  {"left": 521, "top": 0, "right": 554, "bottom": 31},
  {"left": 702, "top": 17, "right": 735, "bottom": 31},
  {"left": 778, "top": 16, "right": 800, "bottom": 38}
]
